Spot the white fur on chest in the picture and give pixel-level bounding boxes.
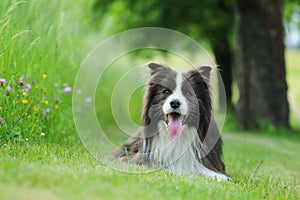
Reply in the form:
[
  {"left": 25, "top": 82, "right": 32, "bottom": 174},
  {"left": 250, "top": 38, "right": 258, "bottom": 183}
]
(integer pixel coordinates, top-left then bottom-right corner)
[{"left": 145, "top": 121, "right": 230, "bottom": 182}]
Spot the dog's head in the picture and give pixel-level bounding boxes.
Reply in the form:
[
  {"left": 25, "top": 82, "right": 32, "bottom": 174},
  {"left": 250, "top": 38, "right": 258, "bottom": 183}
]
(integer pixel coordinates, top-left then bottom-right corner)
[{"left": 143, "top": 63, "right": 212, "bottom": 139}]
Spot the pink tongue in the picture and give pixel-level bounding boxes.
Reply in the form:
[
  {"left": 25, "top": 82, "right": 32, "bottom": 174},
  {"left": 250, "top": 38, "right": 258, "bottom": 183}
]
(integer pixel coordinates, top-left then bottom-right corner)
[{"left": 168, "top": 115, "right": 182, "bottom": 139}]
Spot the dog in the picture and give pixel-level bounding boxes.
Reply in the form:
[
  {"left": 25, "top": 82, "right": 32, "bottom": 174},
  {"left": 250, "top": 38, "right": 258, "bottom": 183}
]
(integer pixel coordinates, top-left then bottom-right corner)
[{"left": 109, "top": 63, "right": 229, "bottom": 181}]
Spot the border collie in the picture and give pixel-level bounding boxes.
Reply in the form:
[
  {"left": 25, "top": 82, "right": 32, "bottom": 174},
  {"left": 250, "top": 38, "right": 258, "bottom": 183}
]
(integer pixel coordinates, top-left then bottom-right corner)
[{"left": 109, "top": 63, "right": 229, "bottom": 181}]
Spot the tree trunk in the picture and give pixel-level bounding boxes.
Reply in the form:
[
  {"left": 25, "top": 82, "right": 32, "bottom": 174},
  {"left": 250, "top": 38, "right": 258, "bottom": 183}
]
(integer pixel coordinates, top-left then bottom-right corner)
[
  {"left": 235, "top": 0, "right": 289, "bottom": 129},
  {"left": 212, "top": 38, "right": 233, "bottom": 111}
]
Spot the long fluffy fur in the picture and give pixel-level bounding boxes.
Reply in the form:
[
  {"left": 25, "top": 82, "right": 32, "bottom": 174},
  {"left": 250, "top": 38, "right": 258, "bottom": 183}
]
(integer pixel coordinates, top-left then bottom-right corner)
[{"left": 109, "top": 63, "right": 229, "bottom": 181}]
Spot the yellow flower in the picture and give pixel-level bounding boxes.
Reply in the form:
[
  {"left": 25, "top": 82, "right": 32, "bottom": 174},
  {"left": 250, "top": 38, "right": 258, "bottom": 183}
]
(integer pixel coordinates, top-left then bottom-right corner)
[
  {"left": 16, "top": 101, "right": 19, "bottom": 104},
  {"left": 34, "top": 106, "right": 39, "bottom": 111},
  {"left": 22, "top": 91, "right": 27, "bottom": 96},
  {"left": 43, "top": 100, "right": 49, "bottom": 105},
  {"left": 34, "top": 84, "right": 39, "bottom": 89},
  {"left": 22, "top": 99, "right": 28, "bottom": 104},
  {"left": 42, "top": 73, "right": 47, "bottom": 79},
  {"left": 54, "top": 104, "right": 59, "bottom": 109}
]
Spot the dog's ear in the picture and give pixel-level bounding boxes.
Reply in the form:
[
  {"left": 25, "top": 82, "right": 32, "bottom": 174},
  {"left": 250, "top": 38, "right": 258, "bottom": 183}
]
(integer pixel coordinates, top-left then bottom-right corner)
[
  {"left": 148, "top": 63, "right": 164, "bottom": 75},
  {"left": 197, "top": 66, "right": 211, "bottom": 80}
]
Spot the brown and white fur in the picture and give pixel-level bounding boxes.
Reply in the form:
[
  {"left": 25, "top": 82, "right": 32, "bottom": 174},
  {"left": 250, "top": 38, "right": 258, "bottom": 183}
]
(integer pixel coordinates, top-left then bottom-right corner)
[{"left": 109, "top": 63, "right": 229, "bottom": 182}]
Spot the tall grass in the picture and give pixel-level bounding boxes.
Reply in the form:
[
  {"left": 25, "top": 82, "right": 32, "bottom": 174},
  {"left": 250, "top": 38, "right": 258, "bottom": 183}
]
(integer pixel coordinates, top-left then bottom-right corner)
[{"left": 0, "top": 0, "right": 93, "bottom": 143}]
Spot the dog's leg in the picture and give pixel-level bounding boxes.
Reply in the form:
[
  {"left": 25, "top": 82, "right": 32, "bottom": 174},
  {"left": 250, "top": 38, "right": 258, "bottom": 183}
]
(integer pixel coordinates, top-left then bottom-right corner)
[{"left": 199, "top": 165, "right": 230, "bottom": 182}]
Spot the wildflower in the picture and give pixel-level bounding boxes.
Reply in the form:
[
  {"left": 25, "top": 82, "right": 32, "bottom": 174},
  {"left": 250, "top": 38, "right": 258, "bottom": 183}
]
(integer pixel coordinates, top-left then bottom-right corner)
[
  {"left": 64, "top": 86, "right": 72, "bottom": 94},
  {"left": 77, "top": 89, "right": 82, "bottom": 95},
  {"left": 86, "top": 97, "right": 92, "bottom": 104},
  {"left": 54, "top": 83, "right": 59, "bottom": 88},
  {"left": 0, "top": 118, "right": 5, "bottom": 125},
  {"left": 43, "top": 108, "right": 50, "bottom": 116},
  {"left": 6, "top": 86, "right": 11, "bottom": 95},
  {"left": 42, "top": 74, "right": 47, "bottom": 79},
  {"left": 22, "top": 99, "right": 28, "bottom": 104},
  {"left": 25, "top": 138, "right": 28, "bottom": 141},
  {"left": 33, "top": 106, "right": 39, "bottom": 111},
  {"left": 43, "top": 100, "right": 49, "bottom": 105},
  {"left": 0, "top": 78, "right": 6, "bottom": 86},
  {"left": 54, "top": 104, "right": 59, "bottom": 109},
  {"left": 22, "top": 91, "right": 27, "bottom": 96},
  {"left": 41, "top": 132, "right": 45, "bottom": 136},
  {"left": 26, "top": 83, "right": 31, "bottom": 90},
  {"left": 34, "top": 84, "right": 39, "bottom": 89},
  {"left": 63, "top": 83, "right": 68, "bottom": 87},
  {"left": 18, "top": 76, "right": 24, "bottom": 86}
]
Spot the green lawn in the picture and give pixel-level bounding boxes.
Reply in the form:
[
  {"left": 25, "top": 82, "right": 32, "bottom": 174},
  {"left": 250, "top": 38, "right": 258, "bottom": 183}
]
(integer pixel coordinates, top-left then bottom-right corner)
[
  {"left": 1, "top": 132, "right": 299, "bottom": 200},
  {"left": 0, "top": 0, "right": 300, "bottom": 200}
]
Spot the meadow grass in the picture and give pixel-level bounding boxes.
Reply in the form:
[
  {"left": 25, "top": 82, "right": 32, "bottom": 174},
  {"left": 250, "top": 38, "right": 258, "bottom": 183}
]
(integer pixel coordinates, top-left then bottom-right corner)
[
  {"left": 0, "top": 0, "right": 94, "bottom": 142},
  {"left": 0, "top": 1, "right": 300, "bottom": 199},
  {"left": 0, "top": 131, "right": 299, "bottom": 200}
]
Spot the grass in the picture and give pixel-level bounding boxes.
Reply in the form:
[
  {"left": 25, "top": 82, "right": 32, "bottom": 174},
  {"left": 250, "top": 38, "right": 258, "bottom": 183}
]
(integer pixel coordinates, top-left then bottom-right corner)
[
  {"left": 1, "top": 132, "right": 299, "bottom": 199},
  {"left": 0, "top": 0, "right": 300, "bottom": 199},
  {"left": 0, "top": 0, "right": 94, "bottom": 142}
]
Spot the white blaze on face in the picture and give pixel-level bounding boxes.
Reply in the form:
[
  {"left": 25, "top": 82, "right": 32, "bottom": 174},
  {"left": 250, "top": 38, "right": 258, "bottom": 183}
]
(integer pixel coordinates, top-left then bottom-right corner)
[
  {"left": 163, "top": 72, "right": 188, "bottom": 115},
  {"left": 163, "top": 72, "right": 188, "bottom": 139}
]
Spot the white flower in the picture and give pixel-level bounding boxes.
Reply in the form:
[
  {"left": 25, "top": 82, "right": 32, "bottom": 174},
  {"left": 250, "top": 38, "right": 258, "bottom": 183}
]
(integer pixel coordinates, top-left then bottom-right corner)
[{"left": 41, "top": 132, "right": 45, "bottom": 136}]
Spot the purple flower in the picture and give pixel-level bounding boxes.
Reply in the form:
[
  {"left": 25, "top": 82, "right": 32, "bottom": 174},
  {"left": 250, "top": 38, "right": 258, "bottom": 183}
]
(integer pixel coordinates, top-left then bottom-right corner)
[
  {"left": 26, "top": 83, "right": 31, "bottom": 90},
  {"left": 77, "top": 89, "right": 82, "bottom": 95},
  {"left": 6, "top": 86, "right": 11, "bottom": 95},
  {"left": 54, "top": 83, "right": 59, "bottom": 88},
  {"left": 86, "top": 97, "right": 92, "bottom": 104},
  {"left": 64, "top": 86, "right": 72, "bottom": 94},
  {"left": 0, "top": 78, "right": 6, "bottom": 86},
  {"left": 0, "top": 118, "right": 5, "bottom": 125},
  {"left": 18, "top": 76, "right": 24, "bottom": 86},
  {"left": 43, "top": 108, "right": 50, "bottom": 116},
  {"left": 63, "top": 83, "right": 68, "bottom": 87}
]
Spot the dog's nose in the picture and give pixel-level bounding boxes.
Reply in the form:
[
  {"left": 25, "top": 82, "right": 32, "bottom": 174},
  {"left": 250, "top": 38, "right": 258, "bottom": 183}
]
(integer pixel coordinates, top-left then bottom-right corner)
[{"left": 170, "top": 99, "right": 181, "bottom": 109}]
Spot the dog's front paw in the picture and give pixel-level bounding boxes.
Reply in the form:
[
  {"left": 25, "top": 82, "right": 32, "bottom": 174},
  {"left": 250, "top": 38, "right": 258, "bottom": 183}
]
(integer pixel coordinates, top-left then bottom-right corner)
[{"left": 216, "top": 174, "right": 231, "bottom": 182}]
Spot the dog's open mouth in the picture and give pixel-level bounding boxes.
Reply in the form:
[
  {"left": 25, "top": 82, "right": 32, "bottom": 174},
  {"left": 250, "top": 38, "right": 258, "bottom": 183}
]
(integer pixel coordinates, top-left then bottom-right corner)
[{"left": 165, "top": 113, "right": 187, "bottom": 139}]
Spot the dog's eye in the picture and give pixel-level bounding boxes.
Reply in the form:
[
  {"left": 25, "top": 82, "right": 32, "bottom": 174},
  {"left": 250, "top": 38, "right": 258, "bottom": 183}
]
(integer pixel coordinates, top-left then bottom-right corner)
[{"left": 163, "top": 89, "right": 172, "bottom": 94}]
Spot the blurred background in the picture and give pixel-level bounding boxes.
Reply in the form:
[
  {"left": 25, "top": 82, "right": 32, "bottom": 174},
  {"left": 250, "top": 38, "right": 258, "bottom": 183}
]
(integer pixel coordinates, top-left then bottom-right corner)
[
  {"left": 92, "top": 0, "right": 300, "bottom": 133},
  {"left": 0, "top": 0, "right": 300, "bottom": 143}
]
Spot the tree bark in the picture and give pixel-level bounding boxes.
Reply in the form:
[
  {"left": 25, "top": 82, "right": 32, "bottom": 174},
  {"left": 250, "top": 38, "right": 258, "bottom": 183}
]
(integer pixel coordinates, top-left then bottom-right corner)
[
  {"left": 235, "top": 0, "right": 289, "bottom": 129},
  {"left": 212, "top": 38, "right": 233, "bottom": 111}
]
